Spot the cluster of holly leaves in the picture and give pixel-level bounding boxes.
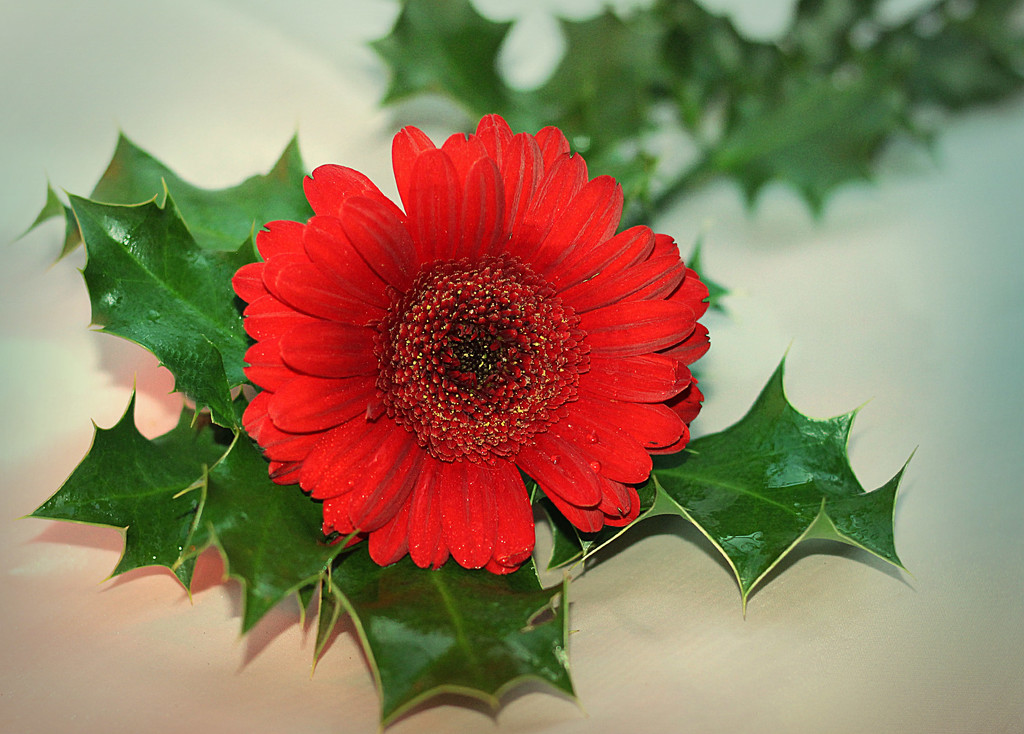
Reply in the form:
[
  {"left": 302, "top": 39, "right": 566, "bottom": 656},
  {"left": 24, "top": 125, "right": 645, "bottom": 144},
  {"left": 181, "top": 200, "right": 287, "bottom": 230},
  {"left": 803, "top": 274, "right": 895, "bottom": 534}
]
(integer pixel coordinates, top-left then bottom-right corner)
[
  {"left": 29, "top": 137, "right": 905, "bottom": 727},
  {"left": 24, "top": 0, "right": 1024, "bottom": 726},
  {"left": 375, "top": 0, "right": 1024, "bottom": 222}
]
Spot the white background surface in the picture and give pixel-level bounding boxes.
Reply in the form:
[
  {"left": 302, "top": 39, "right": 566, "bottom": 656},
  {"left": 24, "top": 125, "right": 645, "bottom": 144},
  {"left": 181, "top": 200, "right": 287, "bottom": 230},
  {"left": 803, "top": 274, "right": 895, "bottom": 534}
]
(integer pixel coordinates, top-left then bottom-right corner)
[{"left": 2, "top": 1, "right": 1022, "bottom": 733}]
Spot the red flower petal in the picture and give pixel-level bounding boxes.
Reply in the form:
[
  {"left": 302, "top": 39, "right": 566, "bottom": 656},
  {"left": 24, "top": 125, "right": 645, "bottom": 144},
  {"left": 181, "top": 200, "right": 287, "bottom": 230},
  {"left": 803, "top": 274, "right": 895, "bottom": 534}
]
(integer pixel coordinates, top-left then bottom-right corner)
[
  {"left": 441, "top": 132, "right": 489, "bottom": 182},
  {"left": 408, "top": 458, "right": 450, "bottom": 570},
  {"left": 534, "top": 125, "right": 572, "bottom": 170},
  {"left": 278, "top": 322, "right": 378, "bottom": 378},
  {"left": 667, "top": 266, "right": 711, "bottom": 320},
  {"left": 339, "top": 196, "right": 417, "bottom": 290},
  {"left": 321, "top": 493, "right": 357, "bottom": 536},
  {"left": 560, "top": 254, "right": 685, "bottom": 313},
  {"left": 581, "top": 300, "right": 696, "bottom": 356},
  {"left": 242, "top": 295, "right": 318, "bottom": 341},
  {"left": 513, "top": 154, "right": 588, "bottom": 257},
  {"left": 405, "top": 148, "right": 460, "bottom": 264},
  {"left": 517, "top": 431, "right": 602, "bottom": 507},
  {"left": 346, "top": 429, "right": 421, "bottom": 532},
  {"left": 597, "top": 477, "right": 640, "bottom": 527},
  {"left": 243, "top": 391, "right": 322, "bottom": 463},
  {"left": 301, "top": 417, "right": 394, "bottom": 499},
  {"left": 547, "top": 225, "right": 655, "bottom": 291},
  {"left": 263, "top": 259, "right": 384, "bottom": 324},
  {"left": 368, "top": 499, "right": 411, "bottom": 566},
  {"left": 232, "top": 262, "right": 267, "bottom": 304},
  {"left": 669, "top": 380, "right": 704, "bottom": 425},
  {"left": 651, "top": 233, "right": 679, "bottom": 259},
  {"left": 582, "top": 353, "right": 688, "bottom": 402},
  {"left": 255, "top": 220, "right": 306, "bottom": 260},
  {"left": 475, "top": 114, "right": 513, "bottom": 162},
  {"left": 439, "top": 460, "right": 497, "bottom": 569},
  {"left": 303, "top": 216, "right": 390, "bottom": 309},
  {"left": 544, "top": 488, "right": 605, "bottom": 533},
  {"left": 268, "top": 460, "right": 302, "bottom": 485},
  {"left": 243, "top": 339, "right": 291, "bottom": 390},
  {"left": 459, "top": 157, "right": 506, "bottom": 259},
  {"left": 392, "top": 125, "right": 437, "bottom": 213},
  {"left": 241, "top": 388, "right": 273, "bottom": 439},
  {"left": 304, "top": 164, "right": 405, "bottom": 221},
  {"left": 487, "top": 464, "right": 535, "bottom": 570},
  {"left": 573, "top": 395, "right": 687, "bottom": 452},
  {"left": 267, "top": 375, "right": 376, "bottom": 433},
  {"left": 531, "top": 175, "right": 622, "bottom": 277},
  {"left": 660, "top": 322, "right": 711, "bottom": 366},
  {"left": 498, "top": 132, "right": 543, "bottom": 235},
  {"left": 551, "top": 410, "right": 652, "bottom": 485}
]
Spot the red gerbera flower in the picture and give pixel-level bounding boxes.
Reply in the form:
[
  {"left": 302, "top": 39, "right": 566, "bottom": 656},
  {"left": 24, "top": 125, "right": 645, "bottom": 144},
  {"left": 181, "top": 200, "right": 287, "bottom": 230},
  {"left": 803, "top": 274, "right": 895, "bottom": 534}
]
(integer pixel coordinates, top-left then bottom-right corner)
[{"left": 233, "top": 114, "right": 709, "bottom": 574}]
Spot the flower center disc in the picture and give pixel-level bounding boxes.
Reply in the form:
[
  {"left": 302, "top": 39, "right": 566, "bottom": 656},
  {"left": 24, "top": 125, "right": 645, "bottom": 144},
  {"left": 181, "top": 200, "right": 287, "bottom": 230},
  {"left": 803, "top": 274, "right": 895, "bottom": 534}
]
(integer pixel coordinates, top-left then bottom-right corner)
[{"left": 376, "top": 255, "right": 588, "bottom": 462}]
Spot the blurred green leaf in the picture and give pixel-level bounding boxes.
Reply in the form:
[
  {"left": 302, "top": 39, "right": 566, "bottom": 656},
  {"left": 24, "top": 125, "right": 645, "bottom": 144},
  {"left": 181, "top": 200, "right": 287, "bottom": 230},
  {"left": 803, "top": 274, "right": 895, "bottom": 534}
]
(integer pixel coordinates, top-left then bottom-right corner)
[
  {"left": 373, "top": 0, "right": 513, "bottom": 114},
  {"left": 374, "top": 0, "right": 1024, "bottom": 217}
]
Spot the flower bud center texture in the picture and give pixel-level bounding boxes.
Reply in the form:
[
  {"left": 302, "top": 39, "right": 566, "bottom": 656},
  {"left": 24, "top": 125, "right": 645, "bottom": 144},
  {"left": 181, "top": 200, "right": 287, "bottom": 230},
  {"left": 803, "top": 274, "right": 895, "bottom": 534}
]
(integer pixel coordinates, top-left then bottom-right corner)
[{"left": 375, "top": 255, "right": 589, "bottom": 462}]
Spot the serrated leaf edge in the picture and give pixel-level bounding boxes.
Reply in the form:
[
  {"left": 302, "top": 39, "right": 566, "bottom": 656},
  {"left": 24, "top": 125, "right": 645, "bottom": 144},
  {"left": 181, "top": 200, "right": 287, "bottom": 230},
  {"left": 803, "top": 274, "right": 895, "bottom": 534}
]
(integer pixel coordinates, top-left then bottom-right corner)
[
  {"left": 329, "top": 566, "right": 576, "bottom": 728},
  {"left": 656, "top": 357, "right": 910, "bottom": 612},
  {"left": 181, "top": 435, "right": 343, "bottom": 634}
]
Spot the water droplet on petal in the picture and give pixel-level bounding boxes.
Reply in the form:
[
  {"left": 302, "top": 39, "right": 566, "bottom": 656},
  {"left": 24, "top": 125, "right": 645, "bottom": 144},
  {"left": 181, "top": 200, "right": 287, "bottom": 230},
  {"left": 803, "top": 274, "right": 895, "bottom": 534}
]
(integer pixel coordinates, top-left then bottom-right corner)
[
  {"left": 589, "top": 460, "right": 601, "bottom": 473},
  {"left": 587, "top": 431, "right": 600, "bottom": 444},
  {"left": 550, "top": 454, "right": 561, "bottom": 466}
]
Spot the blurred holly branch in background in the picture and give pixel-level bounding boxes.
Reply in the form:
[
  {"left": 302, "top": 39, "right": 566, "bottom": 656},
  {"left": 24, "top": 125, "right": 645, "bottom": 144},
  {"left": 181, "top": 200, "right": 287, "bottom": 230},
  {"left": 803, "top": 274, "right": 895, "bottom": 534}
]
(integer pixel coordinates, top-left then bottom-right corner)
[{"left": 374, "top": 0, "right": 1024, "bottom": 224}]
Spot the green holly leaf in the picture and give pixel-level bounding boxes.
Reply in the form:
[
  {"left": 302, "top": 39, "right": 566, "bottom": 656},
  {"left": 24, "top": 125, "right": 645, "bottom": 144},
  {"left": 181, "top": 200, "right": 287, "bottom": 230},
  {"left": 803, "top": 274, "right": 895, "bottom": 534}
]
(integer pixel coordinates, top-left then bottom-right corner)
[
  {"left": 708, "top": 73, "right": 906, "bottom": 213},
  {"left": 314, "top": 579, "right": 346, "bottom": 665},
  {"left": 375, "top": 0, "right": 1024, "bottom": 216},
  {"left": 372, "top": 0, "right": 513, "bottom": 114},
  {"left": 546, "top": 359, "right": 907, "bottom": 609},
  {"left": 74, "top": 194, "right": 253, "bottom": 427},
  {"left": 542, "top": 471, "right": 669, "bottom": 572},
  {"left": 327, "top": 551, "right": 572, "bottom": 725},
  {"left": 31, "top": 134, "right": 310, "bottom": 258},
  {"left": 30, "top": 394, "right": 224, "bottom": 587},
  {"left": 186, "top": 436, "right": 349, "bottom": 632},
  {"left": 897, "top": 0, "right": 1024, "bottom": 110},
  {"left": 653, "top": 359, "right": 907, "bottom": 608}
]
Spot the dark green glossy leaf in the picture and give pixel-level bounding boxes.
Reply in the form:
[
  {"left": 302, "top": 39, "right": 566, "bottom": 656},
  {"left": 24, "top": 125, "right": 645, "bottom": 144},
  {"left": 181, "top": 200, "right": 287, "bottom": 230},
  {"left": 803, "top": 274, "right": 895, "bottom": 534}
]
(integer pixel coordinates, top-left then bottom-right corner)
[
  {"left": 31, "top": 134, "right": 310, "bottom": 257},
  {"left": 25, "top": 182, "right": 68, "bottom": 231},
  {"left": 188, "top": 436, "right": 348, "bottom": 632},
  {"left": 74, "top": 194, "right": 253, "bottom": 427},
  {"left": 22, "top": 182, "right": 79, "bottom": 256},
  {"left": 653, "top": 359, "right": 907, "bottom": 608},
  {"left": 544, "top": 360, "right": 907, "bottom": 608},
  {"left": 331, "top": 551, "right": 573, "bottom": 725},
  {"left": 30, "top": 395, "right": 224, "bottom": 586}
]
